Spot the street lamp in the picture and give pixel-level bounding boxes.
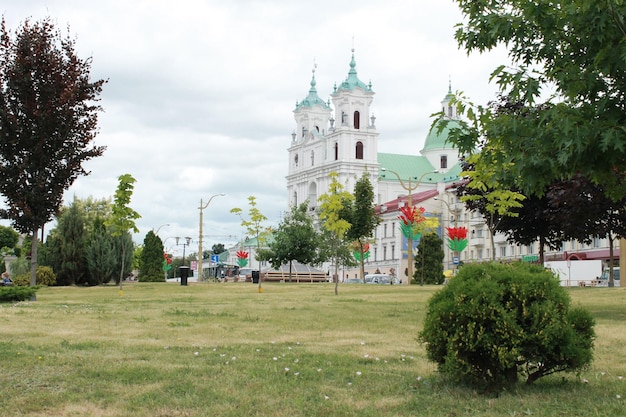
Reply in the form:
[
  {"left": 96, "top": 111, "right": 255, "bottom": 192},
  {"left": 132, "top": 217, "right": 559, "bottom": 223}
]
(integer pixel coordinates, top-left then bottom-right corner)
[
  {"left": 153, "top": 223, "right": 170, "bottom": 235},
  {"left": 175, "top": 236, "right": 193, "bottom": 265},
  {"left": 381, "top": 168, "right": 438, "bottom": 283},
  {"left": 198, "top": 193, "right": 225, "bottom": 280}
]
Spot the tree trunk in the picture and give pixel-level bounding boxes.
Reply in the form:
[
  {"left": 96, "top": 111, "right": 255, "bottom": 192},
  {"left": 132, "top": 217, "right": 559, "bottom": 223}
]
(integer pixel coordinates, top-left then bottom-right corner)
[{"left": 30, "top": 226, "right": 39, "bottom": 301}]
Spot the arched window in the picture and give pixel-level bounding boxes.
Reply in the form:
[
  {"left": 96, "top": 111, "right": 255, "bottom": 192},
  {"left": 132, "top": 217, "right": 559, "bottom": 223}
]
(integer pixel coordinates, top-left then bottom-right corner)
[
  {"left": 334, "top": 143, "right": 338, "bottom": 160},
  {"left": 440, "top": 155, "right": 448, "bottom": 169},
  {"left": 355, "top": 141, "right": 364, "bottom": 159},
  {"left": 353, "top": 111, "right": 360, "bottom": 129},
  {"left": 293, "top": 191, "right": 298, "bottom": 206},
  {"left": 311, "top": 150, "right": 315, "bottom": 166}
]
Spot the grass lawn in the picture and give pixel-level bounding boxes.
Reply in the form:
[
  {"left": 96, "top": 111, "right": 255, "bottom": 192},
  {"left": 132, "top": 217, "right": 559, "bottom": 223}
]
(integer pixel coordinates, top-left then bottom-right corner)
[{"left": 1, "top": 282, "right": 625, "bottom": 416}]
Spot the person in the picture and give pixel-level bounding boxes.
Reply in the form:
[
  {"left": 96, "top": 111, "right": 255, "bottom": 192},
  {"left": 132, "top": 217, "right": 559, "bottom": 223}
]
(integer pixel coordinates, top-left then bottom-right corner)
[
  {"left": 2, "top": 272, "right": 12, "bottom": 286},
  {"left": 375, "top": 268, "right": 381, "bottom": 274}
]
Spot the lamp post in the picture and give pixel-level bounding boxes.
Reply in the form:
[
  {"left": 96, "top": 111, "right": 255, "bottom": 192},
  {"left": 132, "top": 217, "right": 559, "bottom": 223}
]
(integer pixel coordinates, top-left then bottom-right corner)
[
  {"left": 198, "top": 193, "right": 225, "bottom": 280},
  {"left": 382, "top": 168, "right": 438, "bottom": 283},
  {"left": 175, "top": 236, "right": 192, "bottom": 265},
  {"left": 435, "top": 197, "right": 458, "bottom": 270},
  {"left": 153, "top": 223, "right": 170, "bottom": 235}
]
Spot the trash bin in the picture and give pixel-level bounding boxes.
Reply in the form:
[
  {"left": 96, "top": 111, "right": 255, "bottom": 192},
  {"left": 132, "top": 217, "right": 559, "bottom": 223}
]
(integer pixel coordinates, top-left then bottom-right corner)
[
  {"left": 179, "top": 266, "right": 190, "bottom": 286},
  {"left": 252, "top": 270, "right": 260, "bottom": 284}
]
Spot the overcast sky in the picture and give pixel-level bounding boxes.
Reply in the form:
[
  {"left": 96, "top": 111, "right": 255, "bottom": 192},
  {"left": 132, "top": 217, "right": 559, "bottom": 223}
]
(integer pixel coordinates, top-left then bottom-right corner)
[{"left": 3, "top": 0, "right": 508, "bottom": 256}]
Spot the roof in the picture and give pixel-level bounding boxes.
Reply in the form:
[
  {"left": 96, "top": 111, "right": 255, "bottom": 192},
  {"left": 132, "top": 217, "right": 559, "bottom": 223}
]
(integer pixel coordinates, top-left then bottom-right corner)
[
  {"left": 377, "top": 153, "right": 439, "bottom": 185},
  {"left": 295, "top": 71, "right": 330, "bottom": 111},
  {"left": 333, "top": 50, "right": 372, "bottom": 93},
  {"left": 375, "top": 189, "right": 440, "bottom": 215},
  {"left": 423, "top": 118, "right": 462, "bottom": 151}
]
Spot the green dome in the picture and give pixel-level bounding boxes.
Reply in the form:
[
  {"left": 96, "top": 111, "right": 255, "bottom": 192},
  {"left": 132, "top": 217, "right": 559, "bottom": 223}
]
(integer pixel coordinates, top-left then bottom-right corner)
[{"left": 423, "top": 118, "right": 462, "bottom": 151}]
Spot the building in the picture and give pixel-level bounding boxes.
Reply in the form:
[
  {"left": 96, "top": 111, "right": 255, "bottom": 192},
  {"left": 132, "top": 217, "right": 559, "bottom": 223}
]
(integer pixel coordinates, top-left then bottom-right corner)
[{"left": 230, "top": 49, "right": 622, "bottom": 285}]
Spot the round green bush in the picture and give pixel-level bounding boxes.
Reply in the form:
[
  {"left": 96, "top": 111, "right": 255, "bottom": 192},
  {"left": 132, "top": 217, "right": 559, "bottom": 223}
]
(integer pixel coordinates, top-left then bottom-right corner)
[
  {"left": 12, "top": 266, "right": 57, "bottom": 286},
  {"left": 418, "top": 262, "right": 595, "bottom": 391}
]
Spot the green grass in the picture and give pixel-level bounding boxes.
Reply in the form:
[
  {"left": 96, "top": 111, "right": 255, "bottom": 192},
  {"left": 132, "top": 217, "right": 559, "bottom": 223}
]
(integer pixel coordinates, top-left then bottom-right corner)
[{"left": 0, "top": 283, "right": 625, "bottom": 416}]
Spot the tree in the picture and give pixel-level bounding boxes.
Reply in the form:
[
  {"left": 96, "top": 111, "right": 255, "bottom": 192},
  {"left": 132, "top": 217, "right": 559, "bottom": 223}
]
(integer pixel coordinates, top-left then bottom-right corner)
[
  {"left": 86, "top": 217, "right": 117, "bottom": 285},
  {"left": 56, "top": 200, "right": 88, "bottom": 285},
  {"left": 211, "top": 243, "right": 225, "bottom": 256},
  {"left": 451, "top": 1, "right": 626, "bottom": 201},
  {"left": 317, "top": 172, "right": 353, "bottom": 295},
  {"left": 139, "top": 230, "right": 165, "bottom": 282},
  {"left": 414, "top": 233, "right": 445, "bottom": 285},
  {"left": 0, "top": 225, "right": 19, "bottom": 253},
  {"left": 106, "top": 174, "right": 141, "bottom": 293},
  {"left": 231, "top": 196, "right": 269, "bottom": 291},
  {"left": 264, "top": 202, "right": 322, "bottom": 282},
  {"left": 0, "top": 17, "right": 106, "bottom": 289},
  {"left": 343, "top": 172, "right": 380, "bottom": 280}
]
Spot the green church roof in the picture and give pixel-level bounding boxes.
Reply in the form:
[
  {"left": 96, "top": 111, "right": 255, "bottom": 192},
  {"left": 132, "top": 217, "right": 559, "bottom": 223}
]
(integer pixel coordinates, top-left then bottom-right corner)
[
  {"left": 295, "top": 71, "right": 330, "bottom": 110},
  {"left": 422, "top": 118, "right": 462, "bottom": 151},
  {"left": 377, "top": 153, "right": 440, "bottom": 184},
  {"left": 334, "top": 50, "right": 372, "bottom": 93}
]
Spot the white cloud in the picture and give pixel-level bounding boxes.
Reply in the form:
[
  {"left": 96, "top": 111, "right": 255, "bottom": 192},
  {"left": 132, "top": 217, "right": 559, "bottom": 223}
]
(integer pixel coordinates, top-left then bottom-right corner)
[{"left": 1, "top": 0, "right": 510, "bottom": 251}]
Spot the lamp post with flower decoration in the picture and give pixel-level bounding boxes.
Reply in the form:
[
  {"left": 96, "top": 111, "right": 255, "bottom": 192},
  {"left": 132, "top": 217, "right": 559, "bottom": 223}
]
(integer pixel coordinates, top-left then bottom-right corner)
[{"left": 382, "top": 168, "right": 438, "bottom": 283}]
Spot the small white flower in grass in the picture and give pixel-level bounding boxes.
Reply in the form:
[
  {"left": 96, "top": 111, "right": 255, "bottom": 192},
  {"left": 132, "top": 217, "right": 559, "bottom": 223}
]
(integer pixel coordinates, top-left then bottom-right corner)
[
  {"left": 601, "top": 372, "right": 606, "bottom": 376},
  {"left": 294, "top": 359, "right": 299, "bottom": 363},
  {"left": 324, "top": 395, "right": 329, "bottom": 400},
  {"left": 356, "top": 371, "right": 362, "bottom": 376},
  {"left": 619, "top": 376, "right": 624, "bottom": 380},
  {"left": 213, "top": 348, "right": 217, "bottom": 351},
  {"left": 271, "top": 341, "right": 276, "bottom": 344},
  {"left": 285, "top": 367, "right": 290, "bottom": 372},
  {"left": 582, "top": 379, "right": 589, "bottom": 383},
  {"left": 360, "top": 341, "right": 365, "bottom": 345},
  {"left": 164, "top": 346, "right": 169, "bottom": 350},
  {"left": 288, "top": 347, "right": 292, "bottom": 350},
  {"left": 272, "top": 357, "right": 278, "bottom": 361},
  {"left": 348, "top": 382, "right": 352, "bottom": 386},
  {"left": 225, "top": 361, "right": 229, "bottom": 365},
  {"left": 294, "top": 372, "right": 300, "bottom": 376},
  {"left": 194, "top": 352, "right": 199, "bottom": 356},
  {"left": 364, "top": 354, "right": 369, "bottom": 358},
  {"left": 256, "top": 349, "right": 260, "bottom": 352},
  {"left": 617, "top": 394, "right": 622, "bottom": 399},
  {"left": 231, "top": 356, "right": 236, "bottom": 361},
  {"left": 297, "top": 342, "right": 301, "bottom": 345},
  {"left": 317, "top": 368, "right": 322, "bottom": 372},
  {"left": 416, "top": 376, "right": 422, "bottom": 381},
  {"left": 220, "top": 354, "right": 226, "bottom": 357},
  {"left": 375, "top": 357, "right": 380, "bottom": 361}
]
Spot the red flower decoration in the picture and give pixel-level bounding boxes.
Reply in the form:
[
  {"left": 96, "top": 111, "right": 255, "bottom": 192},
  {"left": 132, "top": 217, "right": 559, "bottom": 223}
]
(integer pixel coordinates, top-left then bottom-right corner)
[{"left": 236, "top": 251, "right": 249, "bottom": 259}]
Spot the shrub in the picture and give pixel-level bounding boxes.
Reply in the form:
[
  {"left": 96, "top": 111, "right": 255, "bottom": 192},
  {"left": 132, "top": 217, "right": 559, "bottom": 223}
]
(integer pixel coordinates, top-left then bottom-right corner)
[
  {"left": 0, "top": 285, "right": 38, "bottom": 302},
  {"left": 418, "top": 262, "right": 595, "bottom": 391},
  {"left": 12, "top": 266, "right": 57, "bottom": 286}
]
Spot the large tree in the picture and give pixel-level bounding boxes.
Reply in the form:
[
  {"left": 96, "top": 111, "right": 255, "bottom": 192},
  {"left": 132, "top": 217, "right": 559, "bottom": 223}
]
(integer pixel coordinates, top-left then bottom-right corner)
[
  {"left": 342, "top": 172, "right": 380, "bottom": 280},
  {"left": 0, "top": 17, "right": 106, "bottom": 288},
  {"left": 86, "top": 217, "right": 117, "bottom": 285},
  {"left": 56, "top": 201, "right": 88, "bottom": 285},
  {"left": 451, "top": 0, "right": 626, "bottom": 200},
  {"left": 414, "top": 233, "right": 445, "bottom": 285}
]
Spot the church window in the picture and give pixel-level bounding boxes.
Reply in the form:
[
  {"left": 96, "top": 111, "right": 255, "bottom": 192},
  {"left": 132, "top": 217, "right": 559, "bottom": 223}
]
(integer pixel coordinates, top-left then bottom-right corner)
[
  {"left": 310, "top": 151, "right": 314, "bottom": 166},
  {"left": 354, "top": 111, "right": 360, "bottom": 129},
  {"left": 341, "top": 111, "right": 348, "bottom": 125},
  {"left": 355, "top": 141, "right": 364, "bottom": 159},
  {"left": 293, "top": 191, "right": 297, "bottom": 206},
  {"left": 440, "top": 155, "right": 448, "bottom": 169},
  {"left": 447, "top": 105, "right": 453, "bottom": 117},
  {"left": 334, "top": 143, "right": 338, "bottom": 160},
  {"left": 294, "top": 154, "right": 298, "bottom": 167}
]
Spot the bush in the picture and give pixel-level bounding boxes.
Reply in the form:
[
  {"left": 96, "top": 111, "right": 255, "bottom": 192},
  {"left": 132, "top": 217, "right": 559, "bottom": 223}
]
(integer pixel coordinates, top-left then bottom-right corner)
[
  {"left": 0, "top": 285, "right": 38, "bottom": 302},
  {"left": 418, "top": 262, "right": 595, "bottom": 391},
  {"left": 12, "top": 266, "right": 57, "bottom": 286}
]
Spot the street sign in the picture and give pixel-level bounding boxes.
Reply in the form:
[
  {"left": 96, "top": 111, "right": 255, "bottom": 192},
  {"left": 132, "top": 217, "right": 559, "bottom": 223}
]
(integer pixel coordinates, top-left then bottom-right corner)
[
  {"left": 453, "top": 256, "right": 459, "bottom": 265},
  {"left": 210, "top": 254, "right": 219, "bottom": 263}
]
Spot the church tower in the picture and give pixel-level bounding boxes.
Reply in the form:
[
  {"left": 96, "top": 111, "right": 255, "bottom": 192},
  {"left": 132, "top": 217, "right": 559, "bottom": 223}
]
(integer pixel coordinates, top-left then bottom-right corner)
[{"left": 286, "top": 50, "right": 379, "bottom": 212}]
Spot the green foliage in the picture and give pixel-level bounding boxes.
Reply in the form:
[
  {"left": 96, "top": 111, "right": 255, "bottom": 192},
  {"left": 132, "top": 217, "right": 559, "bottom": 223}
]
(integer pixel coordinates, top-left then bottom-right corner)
[
  {"left": 413, "top": 233, "right": 445, "bottom": 285},
  {"left": 419, "top": 262, "right": 595, "bottom": 391},
  {"left": 0, "top": 225, "right": 19, "bottom": 252},
  {"left": 9, "top": 256, "right": 30, "bottom": 276},
  {"left": 0, "top": 285, "right": 38, "bottom": 302},
  {"left": 139, "top": 230, "right": 165, "bottom": 282},
  {"left": 57, "top": 201, "right": 88, "bottom": 286},
  {"left": 12, "top": 266, "right": 56, "bottom": 286},
  {"left": 107, "top": 174, "right": 141, "bottom": 287},
  {"left": 265, "top": 202, "right": 322, "bottom": 280},
  {"left": 86, "top": 217, "right": 117, "bottom": 285},
  {"left": 451, "top": 0, "right": 626, "bottom": 200},
  {"left": 343, "top": 172, "right": 380, "bottom": 280}
]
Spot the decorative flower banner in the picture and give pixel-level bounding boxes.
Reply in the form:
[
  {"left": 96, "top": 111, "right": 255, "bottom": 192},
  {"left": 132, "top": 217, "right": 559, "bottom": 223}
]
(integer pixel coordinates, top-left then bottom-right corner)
[
  {"left": 397, "top": 205, "right": 426, "bottom": 241},
  {"left": 236, "top": 251, "right": 249, "bottom": 267},
  {"left": 353, "top": 242, "right": 370, "bottom": 261},
  {"left": 446, "top": 226, "right": 468, "bottom": 252},
  {"left": 162, "top": 253, "right": 172, "bottom": 272}
]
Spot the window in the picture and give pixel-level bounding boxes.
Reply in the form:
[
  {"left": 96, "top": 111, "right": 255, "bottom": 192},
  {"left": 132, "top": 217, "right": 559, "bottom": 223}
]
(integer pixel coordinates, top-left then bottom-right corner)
[
  {"left": 391, "top": 245, "right": 395, "bottom": 260},
  {"left": 391, "top": 222, "right": 395, "bottom": 237},
  {"left": 383, "top": 246, "right": 387, "bottom": 260},
  {"left": 294, "top": 154, "right": 298, "bottom": 167},
  {"left": 310, "top": 151, "right": 314, "bottom": 166},
  {"left": 374, "top": 247, "right": 378, "bottom": 261},
  {"left": 354, "top": 111, "right": 360, "bottom": 129},
  {"left": 355, "top": 141, "right": 364, "bottom": 159},
  {"left": 440, "top": 155, "right": 448, "bottom": 169},
  {"left": 477, "top": 249, "right": 483, "bottom": 259},
  {"left": 384, "top": 224, "right": 387, "bottom": 238},
  {"left": 500, "top": 246, "right": 507, "bottom": 257},
  {"left": 334, "top": 143, "right": 338, "bottom": 160}
]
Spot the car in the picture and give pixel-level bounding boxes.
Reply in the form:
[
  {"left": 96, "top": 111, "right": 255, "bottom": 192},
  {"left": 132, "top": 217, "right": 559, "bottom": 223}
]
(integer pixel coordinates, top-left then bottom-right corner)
[
  {"left": 344, "top": 278, "right": 364, "bottom": 284},
  {"left": 364, "top": 274, "right": 399, "bottom": 285},
  {"left": 237, "top": 268, "right": 254, "bottom": 282}
]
